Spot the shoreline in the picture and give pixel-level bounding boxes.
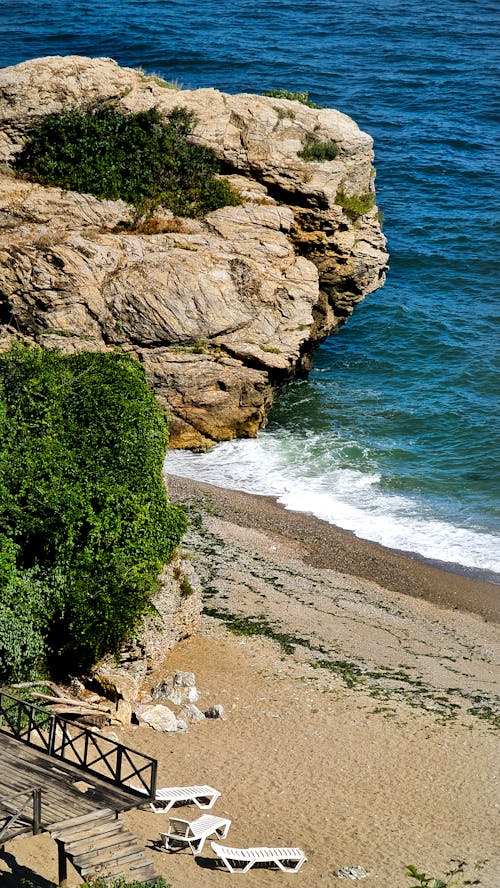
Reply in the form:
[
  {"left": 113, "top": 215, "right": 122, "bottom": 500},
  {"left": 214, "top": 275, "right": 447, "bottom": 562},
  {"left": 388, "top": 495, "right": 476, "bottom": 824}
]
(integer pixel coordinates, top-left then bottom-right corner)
[{"left": 168, "top": 474, "right": 500, "bottom": 623}]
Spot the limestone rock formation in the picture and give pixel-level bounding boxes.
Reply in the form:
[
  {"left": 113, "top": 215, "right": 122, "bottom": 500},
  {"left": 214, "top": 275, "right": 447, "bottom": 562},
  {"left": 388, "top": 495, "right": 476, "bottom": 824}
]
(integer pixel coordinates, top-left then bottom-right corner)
[
  {"left": 0, "top": 55, "right": 388, "bottom": 448},
  {"left": 117, "top": 550, "right": 203, "bottom": 671}
]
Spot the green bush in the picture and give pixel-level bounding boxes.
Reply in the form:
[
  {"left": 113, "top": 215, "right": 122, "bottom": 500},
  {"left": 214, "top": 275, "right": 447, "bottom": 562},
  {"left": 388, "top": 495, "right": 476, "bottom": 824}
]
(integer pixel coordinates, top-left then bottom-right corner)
[
  {"left": 17, "top": 879, "right": 171, "bottom": 888},
  {"left": 298, "top": 132, "right": 339, "bottom": 162},
  {"left": 83, "top": 878, "right": 171, "bottom": 888},
  {"left": 0, "top": 554, "right": 52, "bottom": 681},
  {"left": 0, "top": 345, "right": 187, "bottom": 678},
  {"left": 335, "top": 189, "right": 375, "bottom": 219},
  {"left": 14, "top": 105, "right": 241, "bottom": 219},
  {"left": 264, "top": 89, "right": 320, "bottom": 108}
]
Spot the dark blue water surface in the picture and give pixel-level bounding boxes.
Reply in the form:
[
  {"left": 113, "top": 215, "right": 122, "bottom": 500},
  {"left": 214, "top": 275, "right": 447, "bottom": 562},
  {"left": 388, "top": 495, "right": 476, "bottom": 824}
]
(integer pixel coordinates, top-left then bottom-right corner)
[{"left": 2, "top": 1, "right": 499, "bottom": 572}]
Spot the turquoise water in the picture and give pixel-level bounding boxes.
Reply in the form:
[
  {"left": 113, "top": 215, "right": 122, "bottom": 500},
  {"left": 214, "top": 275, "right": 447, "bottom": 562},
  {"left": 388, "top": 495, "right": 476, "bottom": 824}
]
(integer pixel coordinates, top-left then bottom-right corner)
[{"left": 2, "top": 0, "right": 499, "bottom": 574}]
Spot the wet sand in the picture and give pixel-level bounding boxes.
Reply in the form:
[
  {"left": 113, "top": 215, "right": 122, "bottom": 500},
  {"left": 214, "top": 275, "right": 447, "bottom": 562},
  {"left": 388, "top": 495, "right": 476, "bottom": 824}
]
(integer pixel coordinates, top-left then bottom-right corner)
[{"left": 168, "top": 475, "right": 500, "bottom": 623}]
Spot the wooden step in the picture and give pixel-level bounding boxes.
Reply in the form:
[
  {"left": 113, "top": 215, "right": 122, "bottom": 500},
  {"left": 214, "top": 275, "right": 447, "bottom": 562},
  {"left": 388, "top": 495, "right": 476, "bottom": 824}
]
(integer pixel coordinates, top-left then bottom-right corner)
[
  {"left": 70, "top": 833, "right": 133, "bottom": 864},
  {"left": 123, "top": 862, "right": 157, "bottom": 883},
  {"left": 80, "top": 848, "right": 149, "bottom": 877},
  {"left": 69, "top": 826, "right": 132, "bottom": 854},
  {"left": 51, "top": 813, "right": 117, "bottom": 841},
  {"left": 52, "top": 821, "right": 118, "bottom": 844},
  {"left": 51, "top": 807, "right": 157, "bottom": 885},
  {"left": 48, "top": 807, "right": 115, "bottom": 834},
  {"left": 78, "top": 849, "right": 158, "bottom": 883},
  {"left": 96, "top": 862, "right": 157, "bottom": 884},
  {"left": 63, "top": 820, "right": 124, "bottom": 851}
]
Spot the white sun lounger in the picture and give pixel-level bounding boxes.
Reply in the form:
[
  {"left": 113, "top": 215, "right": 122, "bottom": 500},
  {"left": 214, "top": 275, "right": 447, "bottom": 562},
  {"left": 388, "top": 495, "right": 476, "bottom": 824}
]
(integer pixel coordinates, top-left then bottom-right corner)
[
  {"left": 161, "top": 813, "right": 231, "bottom": 854},
  {"left": 211, "top": 841, "right": 307, "bottom": 873},
  {"left": 131, "top": 783, "right": 221, "bottom": 813}
]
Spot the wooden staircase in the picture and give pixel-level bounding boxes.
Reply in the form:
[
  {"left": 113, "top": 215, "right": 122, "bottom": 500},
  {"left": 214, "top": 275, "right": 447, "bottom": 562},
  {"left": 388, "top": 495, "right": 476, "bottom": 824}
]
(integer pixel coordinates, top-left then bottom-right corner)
[{"left": 48, "top": 808, "right": 158, "bottom": 885}]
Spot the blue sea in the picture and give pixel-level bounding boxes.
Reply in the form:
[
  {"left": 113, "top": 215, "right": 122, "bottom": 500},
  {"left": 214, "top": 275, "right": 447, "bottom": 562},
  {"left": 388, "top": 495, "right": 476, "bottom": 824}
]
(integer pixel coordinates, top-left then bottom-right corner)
[{"left": 2, "top": 0, "right": 499, "bottom": 577}]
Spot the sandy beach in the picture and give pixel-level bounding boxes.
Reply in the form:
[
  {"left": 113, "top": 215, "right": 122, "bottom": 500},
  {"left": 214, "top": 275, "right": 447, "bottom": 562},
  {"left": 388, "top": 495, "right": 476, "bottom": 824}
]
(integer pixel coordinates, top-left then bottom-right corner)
[{"left": 2, "top": 476, "right": 499, "bottom": 887}]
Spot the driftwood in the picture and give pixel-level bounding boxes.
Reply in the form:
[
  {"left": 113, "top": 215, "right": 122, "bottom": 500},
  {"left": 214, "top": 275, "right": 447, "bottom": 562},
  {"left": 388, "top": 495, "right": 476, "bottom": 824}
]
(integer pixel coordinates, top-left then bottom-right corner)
[
  {"left": 48, "top": 706, "right": 119, "bottom": 723},
  {"left": 10, "top": 680, "right": 66, "bottom": 698},
  {"left": 29, "top": 693, "right": 120, "bottom": 725},
  {"left": 31, "top": 691, "right": 112, "bottom": 711},
  {"left": 11, "top": 683, "right": 122, "bottom": 727}
]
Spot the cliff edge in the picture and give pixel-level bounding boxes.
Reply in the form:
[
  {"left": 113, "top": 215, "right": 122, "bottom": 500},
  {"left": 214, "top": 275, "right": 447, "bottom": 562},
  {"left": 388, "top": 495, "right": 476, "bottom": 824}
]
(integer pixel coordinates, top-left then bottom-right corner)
[{"left": 0, "top": 56, "right": 388, "bottom": 448}]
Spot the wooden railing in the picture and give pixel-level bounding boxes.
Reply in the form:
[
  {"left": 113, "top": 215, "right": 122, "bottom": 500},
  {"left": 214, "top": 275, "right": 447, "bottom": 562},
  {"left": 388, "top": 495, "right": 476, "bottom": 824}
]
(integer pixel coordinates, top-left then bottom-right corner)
[
  {"left": 0, "top": 788, "right": 42, "bottom": 844},
  {"left": 0, "top": 691, "right": 157, "bottom": 800}
]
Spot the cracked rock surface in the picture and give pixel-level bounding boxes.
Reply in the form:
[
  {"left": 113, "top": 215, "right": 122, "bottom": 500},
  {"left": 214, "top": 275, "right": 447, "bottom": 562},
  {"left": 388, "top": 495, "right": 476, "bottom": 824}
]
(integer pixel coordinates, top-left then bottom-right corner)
[{"left": 0, "top": 55, "right": 388, "bottom": 448}]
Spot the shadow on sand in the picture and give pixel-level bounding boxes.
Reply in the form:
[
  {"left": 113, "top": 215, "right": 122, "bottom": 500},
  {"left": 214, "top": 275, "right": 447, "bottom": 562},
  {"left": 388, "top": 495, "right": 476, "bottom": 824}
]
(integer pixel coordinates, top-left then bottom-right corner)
[{"left": 0, "top": 849, "right": 56, "bottom": 887}]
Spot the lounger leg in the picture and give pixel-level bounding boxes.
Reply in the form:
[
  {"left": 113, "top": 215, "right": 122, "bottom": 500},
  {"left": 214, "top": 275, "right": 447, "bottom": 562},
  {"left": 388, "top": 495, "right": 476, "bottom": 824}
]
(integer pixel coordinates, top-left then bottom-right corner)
[
  {"left": 195, "top": 796, "right": 216, "bottom": 809},
  {"left": 276, "top": 857, "right": 306, "bottom": 873},
  {"left": 164, "top": 835, "right": 183, "bottom": 852},
  {"left": 215, "top": 823, "right": 231, "bottom": 839},
  {"left": 221, "top": 857, "right": 253, "bottom": 873},
  {"left": 189, "top": 836, "right": 206, "bottom": 855},
  {"left": 220, "top": 855, "right": 236, "bottom": 873},
  {"left": 166, "top": 836, "right": 185, "bottom": 852},
  {"left": 242, "top": 859, "right": 255, "bottom": 873},
  {"left": 152, "top": 800, "right": 174, "bottom": 814}
]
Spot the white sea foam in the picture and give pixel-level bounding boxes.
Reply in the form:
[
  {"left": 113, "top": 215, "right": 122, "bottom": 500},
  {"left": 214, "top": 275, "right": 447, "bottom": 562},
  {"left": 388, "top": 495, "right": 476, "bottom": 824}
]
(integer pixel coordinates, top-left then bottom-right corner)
[{"left": 167, "top": 436, "right": 500, "bottom": 576}]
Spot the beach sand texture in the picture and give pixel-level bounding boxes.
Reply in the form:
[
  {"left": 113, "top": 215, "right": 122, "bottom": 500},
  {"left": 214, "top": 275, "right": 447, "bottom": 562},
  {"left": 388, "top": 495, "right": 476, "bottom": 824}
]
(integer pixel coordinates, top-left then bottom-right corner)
[{"left": 2, "top": 477, "right": 499, "bottom": 887}]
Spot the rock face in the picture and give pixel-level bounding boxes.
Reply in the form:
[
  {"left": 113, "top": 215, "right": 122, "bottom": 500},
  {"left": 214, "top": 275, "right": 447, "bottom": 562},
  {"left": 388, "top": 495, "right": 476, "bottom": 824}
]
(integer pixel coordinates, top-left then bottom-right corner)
[
  {"left": 116, "top": 550, "right": 203, "bottom": 670},
  {"left": 0, "top": 55, "right": 388, "bottom": 449},
  {"left": 89, "top": 549, "right": 202, "bottom": 698}
]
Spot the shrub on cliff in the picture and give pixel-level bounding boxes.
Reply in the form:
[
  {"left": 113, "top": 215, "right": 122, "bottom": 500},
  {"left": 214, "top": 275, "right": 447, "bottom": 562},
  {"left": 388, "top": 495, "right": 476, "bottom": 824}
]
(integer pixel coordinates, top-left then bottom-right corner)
[
  {"left": 298, "top": 131, "right": 339, "bottom": 162},
  {"left": 14, "top": 104, "right": 241, "bottom": 218},
  {"left": 0, "top": 345, "right": 187, "bottom": 679},
  {"left": 263, "top": 88, "right": 320, "bottom": 108},
  {"left": 335, "top": 189, "right": 375, "bottom": 219}
]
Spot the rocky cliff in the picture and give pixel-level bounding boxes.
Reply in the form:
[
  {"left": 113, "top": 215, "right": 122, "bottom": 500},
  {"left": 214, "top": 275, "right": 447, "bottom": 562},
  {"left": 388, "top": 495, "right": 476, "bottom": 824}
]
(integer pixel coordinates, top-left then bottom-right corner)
[{"left": 0, "top": 56, "right": 388, "bottom": 449}]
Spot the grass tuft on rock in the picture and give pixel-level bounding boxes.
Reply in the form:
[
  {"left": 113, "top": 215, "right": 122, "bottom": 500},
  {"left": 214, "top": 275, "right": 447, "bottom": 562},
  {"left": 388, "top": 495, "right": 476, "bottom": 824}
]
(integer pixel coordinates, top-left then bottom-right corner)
[
  {"left": 335, "top": 189, "right": 375, "bottom": 219},
  {"left": 298, "top": 131, "right": 339, "bottom": 162}
]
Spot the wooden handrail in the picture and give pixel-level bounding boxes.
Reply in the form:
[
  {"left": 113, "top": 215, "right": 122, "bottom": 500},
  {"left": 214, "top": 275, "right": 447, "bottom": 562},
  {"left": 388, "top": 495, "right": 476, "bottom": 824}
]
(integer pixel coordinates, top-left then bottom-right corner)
[
  {"left": 0, "top": 691, "right": 157, "bottom": 799},
  {"left": 0, "top": 788, "right": 42, "bottom": 843}
]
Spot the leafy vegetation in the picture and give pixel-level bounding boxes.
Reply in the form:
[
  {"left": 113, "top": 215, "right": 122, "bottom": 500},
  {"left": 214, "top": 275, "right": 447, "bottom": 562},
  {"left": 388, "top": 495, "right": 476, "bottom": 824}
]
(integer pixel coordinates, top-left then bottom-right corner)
[
  {"left": 0, "top": 345, "right": 186, "bottom": 679},
  {"left": 17, "top": 878, "right": 171, "bottom": 888},
  {"left": 274, "top": 107, "right": 296, "bottom": 122},
  {"left": 335, "top": 189, "right": 375, "bottom": 219},
  {"left": 83, "top": 879, "right": 171, "bottom": 888},
  {"left": 14, "top": 104, "right": 241, "bottom": 219},
  {"left": 298, "top": 131, "right": 339, "bottom": 162},
  {"left": 263, "top": 89, "right": 320, "bottom": 108},
  {"left": 406, "top": 860, "right": 485, "bottom": 887}
]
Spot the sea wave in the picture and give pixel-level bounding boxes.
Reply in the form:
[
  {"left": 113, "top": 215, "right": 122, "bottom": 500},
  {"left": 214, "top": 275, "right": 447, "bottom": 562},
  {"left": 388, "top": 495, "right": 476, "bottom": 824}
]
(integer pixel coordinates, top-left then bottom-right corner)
[{"left": 167, "top": 436, "right": 500, "bottom": 576}]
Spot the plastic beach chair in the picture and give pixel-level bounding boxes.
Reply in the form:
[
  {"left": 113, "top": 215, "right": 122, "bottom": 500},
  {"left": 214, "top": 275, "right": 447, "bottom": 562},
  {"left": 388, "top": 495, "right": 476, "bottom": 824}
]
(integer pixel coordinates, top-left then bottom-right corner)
[
  {"left": 161, "top": 812, "right": 231, "bottom": 854},
  {"left": 211, "top": 840, "right": 307, "bottom": 873},
  {"left": 131, "top": 783, "right": 221, "bottom": 813}
]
